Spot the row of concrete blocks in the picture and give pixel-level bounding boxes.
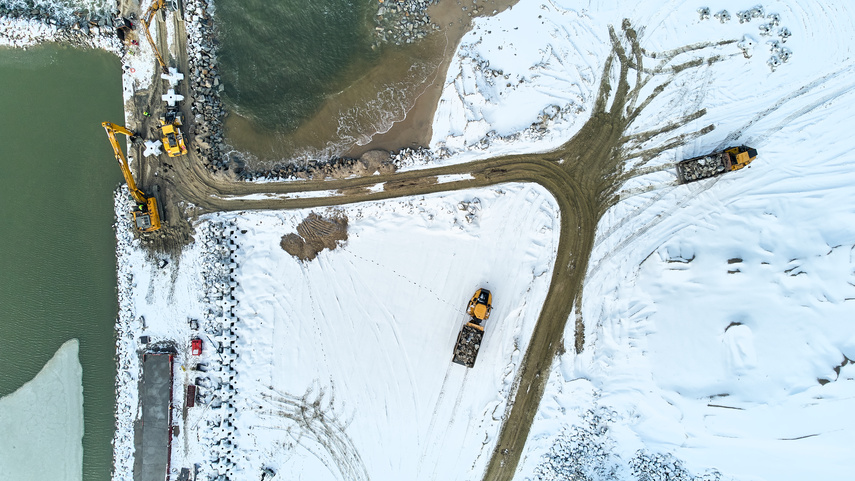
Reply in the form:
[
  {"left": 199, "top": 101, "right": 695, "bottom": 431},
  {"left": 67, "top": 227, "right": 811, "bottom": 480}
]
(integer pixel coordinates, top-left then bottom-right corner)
[{"left": 200, "top": 220, "right": 242, "bottom": 481}]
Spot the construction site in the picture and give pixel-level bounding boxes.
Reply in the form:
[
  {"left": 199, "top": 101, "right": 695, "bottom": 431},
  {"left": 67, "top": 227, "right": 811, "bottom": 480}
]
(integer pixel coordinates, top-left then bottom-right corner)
[
  {"left": 107, "top": 1, "right": 778, "bottom": 479},
  {"left": 2, "top": 0, "right": 844, "bottom": 480}
]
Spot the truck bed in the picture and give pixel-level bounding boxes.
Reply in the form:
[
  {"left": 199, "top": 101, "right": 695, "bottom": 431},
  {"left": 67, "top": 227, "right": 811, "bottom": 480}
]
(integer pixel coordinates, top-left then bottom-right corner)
[
  {"left": 452, "top": 323, "right": 484, "bottom": 368},
  {"left": 676, "top": 151, "right": 732, "bottom": 183}
]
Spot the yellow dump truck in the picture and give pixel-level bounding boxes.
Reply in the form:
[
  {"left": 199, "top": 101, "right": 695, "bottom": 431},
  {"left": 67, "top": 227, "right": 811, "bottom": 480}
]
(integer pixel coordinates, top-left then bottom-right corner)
[
  {"left": 676, "top": 146, "right": 757, "bottom": 183},
  {"left": 452, "top": 288, "right": 493, "bottom": 368}
]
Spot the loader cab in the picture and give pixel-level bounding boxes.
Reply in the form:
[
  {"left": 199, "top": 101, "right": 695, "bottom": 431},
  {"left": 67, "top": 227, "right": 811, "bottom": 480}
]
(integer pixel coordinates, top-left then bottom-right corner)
[
  {"left": 727, "top": 146, "right": 757, "bottom": 171},
  {"left": 468, "top": 288, "right": 493, "bottom": 321}
]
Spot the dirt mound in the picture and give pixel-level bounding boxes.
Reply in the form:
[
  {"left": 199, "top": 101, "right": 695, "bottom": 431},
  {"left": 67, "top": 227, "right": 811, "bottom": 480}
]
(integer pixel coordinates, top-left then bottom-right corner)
[{"left": 281, "top": 212, "right": 348, "bottom": 261}]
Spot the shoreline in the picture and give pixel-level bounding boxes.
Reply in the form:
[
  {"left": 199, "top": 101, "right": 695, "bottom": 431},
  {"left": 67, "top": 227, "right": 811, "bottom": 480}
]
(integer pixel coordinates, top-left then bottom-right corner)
[
  {"left": 0, "top": 6, "right": 121, "bottom": 51},
  {"left": 345, "top": 0, "right": 520, "bottom": 158},
  {"left": 217, "top": 0, "right": 521, "bottom": 177}
]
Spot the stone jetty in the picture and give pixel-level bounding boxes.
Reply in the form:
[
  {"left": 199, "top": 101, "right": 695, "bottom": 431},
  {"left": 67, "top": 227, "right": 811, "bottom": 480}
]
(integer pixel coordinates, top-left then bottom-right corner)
[{"left": 182, "top": 0, "right": 229, "bottom": 173}]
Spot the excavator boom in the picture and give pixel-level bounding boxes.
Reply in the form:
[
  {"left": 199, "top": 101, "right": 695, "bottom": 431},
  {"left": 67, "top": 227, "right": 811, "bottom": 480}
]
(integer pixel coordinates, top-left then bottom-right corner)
[
  {"left": 141, "top": 0, "right": 169, "bottom": 73},
  {"left": 102, "top": 122, "right": 162, "bottom": 232},
  {"left": 102, "top": 122, "right": 146, "bottom": 203}
]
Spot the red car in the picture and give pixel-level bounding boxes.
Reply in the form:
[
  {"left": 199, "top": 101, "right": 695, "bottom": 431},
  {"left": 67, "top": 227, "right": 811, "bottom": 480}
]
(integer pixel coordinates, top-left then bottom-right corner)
[{"left": 191, "top": 338, "right": 202, "bottom": 356}]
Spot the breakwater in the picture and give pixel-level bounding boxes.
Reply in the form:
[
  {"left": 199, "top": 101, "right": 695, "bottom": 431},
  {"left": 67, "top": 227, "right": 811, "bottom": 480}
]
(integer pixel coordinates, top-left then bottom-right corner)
[{"left": 183, "top": 0, "right": 228, "bottom": 172}]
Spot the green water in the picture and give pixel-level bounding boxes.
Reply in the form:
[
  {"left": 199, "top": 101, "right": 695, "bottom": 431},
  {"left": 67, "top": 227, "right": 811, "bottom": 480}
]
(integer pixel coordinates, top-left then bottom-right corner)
[
  {"left": 217, "top": 0, "right": 378, "bottom": 131},
  {"left": 0, "top": 45, "right": 123, "bottom": 480}
]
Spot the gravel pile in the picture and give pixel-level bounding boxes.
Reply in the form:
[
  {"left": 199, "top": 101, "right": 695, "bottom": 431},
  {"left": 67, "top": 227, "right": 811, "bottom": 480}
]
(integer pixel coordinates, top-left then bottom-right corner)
[
  {"left": 238, "top": 151, "right": 398, "bottom": 182},
  {"left": 533, "top": 408, "right": 723, "bottom": 481}
]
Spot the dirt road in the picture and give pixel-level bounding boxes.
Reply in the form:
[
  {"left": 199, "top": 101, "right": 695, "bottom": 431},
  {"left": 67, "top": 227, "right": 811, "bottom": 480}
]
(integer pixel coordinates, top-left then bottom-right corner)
[{"left": 130, "top": 14, "right": 723, "bottom": 480}]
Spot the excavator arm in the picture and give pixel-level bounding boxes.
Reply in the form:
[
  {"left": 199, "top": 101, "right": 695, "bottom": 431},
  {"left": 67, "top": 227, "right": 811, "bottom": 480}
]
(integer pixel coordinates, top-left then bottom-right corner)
[
  {"left": 141, "top": 0, "right": 169, "bottom": 73},
  {"left": 102, "top": 122, "right": 162, "bottom": 232},
  {"left": 102, "top": 122, "right": 146, "bottom": 204}
]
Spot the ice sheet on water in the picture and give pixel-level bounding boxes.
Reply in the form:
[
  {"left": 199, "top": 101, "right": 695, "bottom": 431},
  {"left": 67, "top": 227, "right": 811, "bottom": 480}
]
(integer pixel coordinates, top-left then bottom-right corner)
[{"left": 0, "top": 339, "right": 83, "bottom": 481}]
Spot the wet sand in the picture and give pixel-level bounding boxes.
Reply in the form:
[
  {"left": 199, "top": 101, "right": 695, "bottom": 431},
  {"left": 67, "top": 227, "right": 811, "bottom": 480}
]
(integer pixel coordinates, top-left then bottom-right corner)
[{"left": 222, "top": 0, "right": 520, "bottom": 165}]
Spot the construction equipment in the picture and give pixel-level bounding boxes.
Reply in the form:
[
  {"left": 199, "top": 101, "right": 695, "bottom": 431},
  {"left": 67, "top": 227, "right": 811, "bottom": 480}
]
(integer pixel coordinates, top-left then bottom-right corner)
[
  {"left": 452, "top": 288, "right": 493, "bottom": 368},
  {"left": 141, "top": 0, "right": 170, "bottom": 73},
  {"left": 676, "top": 146, "right": 757, "bottom": 183},
  {"left": 160, "top": 107, "right": 187, "bottom": 157},
  {"left": 102, "top": 122, "right": 162, "bottom": 232}
]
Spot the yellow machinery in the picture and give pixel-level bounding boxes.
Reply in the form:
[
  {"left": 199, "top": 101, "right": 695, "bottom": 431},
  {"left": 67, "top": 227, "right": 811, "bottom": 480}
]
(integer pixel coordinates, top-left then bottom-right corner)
[
  {"left": 160, "top": 109, "right": 187, "bottom": 157},
  {"left": 724, "top": 145, "right": 758, "bottom": 171},
  {"left": 467, "top": 288, "right": 493, "bottom": 321},
  {"left": 141, "top": 0, "right": 170, "bottom": 73},
  {"left": 452, "top": 288, "right": 493, "bottom": 367},
  {"left": 102, "top": 122, "right": 162, "bottom": 232},
  {"left": 677, "top": 146, "right": 758, "bottom": 183},
  {"left": 141, "top": 1, "right": 187, "bottom": 157}
]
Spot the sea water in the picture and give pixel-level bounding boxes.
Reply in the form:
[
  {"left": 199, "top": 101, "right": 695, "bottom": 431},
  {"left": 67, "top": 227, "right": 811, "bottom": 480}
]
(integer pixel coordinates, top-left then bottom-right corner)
[
  {"left": 216, "top": 0, "right": 446, "bottom": 163},
  {"left": 0, "top": 45, "right": 123, "bottom": 480}
]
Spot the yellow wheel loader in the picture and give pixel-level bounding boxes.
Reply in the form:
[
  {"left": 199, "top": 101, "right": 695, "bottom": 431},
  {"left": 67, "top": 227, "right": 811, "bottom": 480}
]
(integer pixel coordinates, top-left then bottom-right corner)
[
  {"left": 159, "top": 108, "right": 187, "bottom": 158},
  {"left": 677, "top": 146, "right": 758, "bottom": 183}
]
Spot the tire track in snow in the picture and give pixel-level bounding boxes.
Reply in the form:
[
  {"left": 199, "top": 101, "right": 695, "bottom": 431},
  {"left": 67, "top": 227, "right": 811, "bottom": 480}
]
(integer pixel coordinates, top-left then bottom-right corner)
[
  {"left": 338, "top": 248, "right": 424, "bottom": 444},
  {"left": 587, "top": 176, "right": 721, "bottom": 280},
  {"left": 716, "top": 65, "right": 854, "bottom": 150},
  {"left": 417, "top": 364, "right": 467, "bottom": 476},
  {"left": 428, "top": 369, "right": 471, "bottom": 481},
  {"left": 748, "top": 81, "right": 855, "bottom": 147},
  {"left": 258, "top": 388, "right": 369, "bottom": 481}
]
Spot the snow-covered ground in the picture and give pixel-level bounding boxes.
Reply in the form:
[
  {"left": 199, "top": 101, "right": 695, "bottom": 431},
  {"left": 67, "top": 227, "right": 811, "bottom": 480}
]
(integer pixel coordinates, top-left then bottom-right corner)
[
  {"left": 452, "top": 1, "right": 855, "bottom": 480},
  {"left": 113, "top": 183, "right": 559, "bottom": 480},
  {"left": 0, "top": 339, "right": 83, "bottom": 481},
  {"left": 106, "top": 0, "right": 855, "bottom": 479},
  {"left": 427, "top": 0, "right": 605, "bottom": 165}
]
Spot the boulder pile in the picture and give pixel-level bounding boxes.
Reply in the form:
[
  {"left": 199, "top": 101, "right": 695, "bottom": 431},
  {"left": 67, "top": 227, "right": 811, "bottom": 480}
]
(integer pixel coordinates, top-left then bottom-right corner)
[
  {"left": 182, "top": 0, "right": 228, "bottom": 173},
  {"left": 238, "top": 150, "right": 398, "bottom": 182},
  {"left": 372, "top": 0, "right": 440, "bottom": 48},
  {"left": 0, "top": 1, "right": 120, "bottom": 49}
]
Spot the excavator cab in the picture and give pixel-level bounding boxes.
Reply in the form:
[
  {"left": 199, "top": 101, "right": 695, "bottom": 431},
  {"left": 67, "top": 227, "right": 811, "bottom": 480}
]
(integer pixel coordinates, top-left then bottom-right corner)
[
  {"left": 467, "top": 288, "right": 493, "bottom": 322},
  {"left": 133, "top": 197, "right": 161, "bottom": 231}
]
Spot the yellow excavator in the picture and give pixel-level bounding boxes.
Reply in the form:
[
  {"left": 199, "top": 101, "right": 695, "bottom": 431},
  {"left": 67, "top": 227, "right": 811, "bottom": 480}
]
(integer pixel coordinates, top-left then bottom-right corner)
[
  {"left": 141, "top": 0, "right": 170, "bottom": 73},
  {"left": 102, "top": 122, "right": 162, "bottom": 232}
]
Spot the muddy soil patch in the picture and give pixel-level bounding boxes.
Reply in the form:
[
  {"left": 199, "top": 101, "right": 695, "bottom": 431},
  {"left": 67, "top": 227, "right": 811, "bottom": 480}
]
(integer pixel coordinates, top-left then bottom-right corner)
[{"left": 281, "top": 212, "right": 349, "bottom": 261}]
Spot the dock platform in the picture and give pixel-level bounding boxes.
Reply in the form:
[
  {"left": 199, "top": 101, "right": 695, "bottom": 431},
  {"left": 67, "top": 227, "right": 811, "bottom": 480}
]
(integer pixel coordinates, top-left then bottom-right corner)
[{"left": 135, "top": 352, "right": 174, "bottom": 481}]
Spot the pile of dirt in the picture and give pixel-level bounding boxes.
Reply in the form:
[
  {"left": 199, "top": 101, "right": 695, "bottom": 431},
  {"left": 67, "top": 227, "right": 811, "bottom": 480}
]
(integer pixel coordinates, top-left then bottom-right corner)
[{"left": 281, "top": 212, "right": 349, "bottom": 261}]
